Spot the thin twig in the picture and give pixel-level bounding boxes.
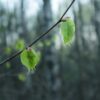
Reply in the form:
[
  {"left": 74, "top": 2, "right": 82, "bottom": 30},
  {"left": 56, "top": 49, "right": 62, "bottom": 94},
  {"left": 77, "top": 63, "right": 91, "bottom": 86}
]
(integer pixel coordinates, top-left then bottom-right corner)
[{"left": 0, "top": 0, "right": 75, "bottom": 65}]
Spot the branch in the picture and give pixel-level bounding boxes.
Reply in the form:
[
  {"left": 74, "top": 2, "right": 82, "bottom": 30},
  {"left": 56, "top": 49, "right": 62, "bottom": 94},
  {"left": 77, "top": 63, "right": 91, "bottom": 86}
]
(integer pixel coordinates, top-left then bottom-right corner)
[{"left": 0, "top": 0, "right": 75, "bottom": 65}]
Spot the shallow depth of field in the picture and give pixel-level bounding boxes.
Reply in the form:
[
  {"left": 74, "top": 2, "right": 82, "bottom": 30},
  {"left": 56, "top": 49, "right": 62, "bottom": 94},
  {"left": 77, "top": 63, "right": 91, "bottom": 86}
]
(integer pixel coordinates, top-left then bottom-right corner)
[{"left": 0, "top": 0, "right": 100, "bottom": 100}]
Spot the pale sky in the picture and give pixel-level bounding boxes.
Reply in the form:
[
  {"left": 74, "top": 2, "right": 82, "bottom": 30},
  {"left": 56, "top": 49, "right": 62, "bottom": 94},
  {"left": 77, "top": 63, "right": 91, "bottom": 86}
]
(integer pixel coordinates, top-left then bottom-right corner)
[
  {"left": 0, "top": 0, "right": 42, "bottom": 17},
  {"left": 0, "top": 0, "right": 89, "bottom": 18}
]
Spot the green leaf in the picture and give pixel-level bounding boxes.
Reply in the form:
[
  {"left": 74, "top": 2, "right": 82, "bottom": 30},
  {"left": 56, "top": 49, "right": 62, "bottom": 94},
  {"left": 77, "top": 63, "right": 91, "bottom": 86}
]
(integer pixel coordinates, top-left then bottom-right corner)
[
  {"left": 18, "top": 73, "right": 26, "bottom": 81},
  {"left": 60, "top": 17, "right": 75, "bottom": 44},
  {"left": 20, "top": 48, "right": 40, "bottom": 71},
  {"left": 5, "top": 62, "right": 11, "bottom": 69},
  {"left": 15, "top": 39, "right": 25, "bottom": 50},
  {"left": 4, "top": 47, "right": 12, "bottom": 55}
]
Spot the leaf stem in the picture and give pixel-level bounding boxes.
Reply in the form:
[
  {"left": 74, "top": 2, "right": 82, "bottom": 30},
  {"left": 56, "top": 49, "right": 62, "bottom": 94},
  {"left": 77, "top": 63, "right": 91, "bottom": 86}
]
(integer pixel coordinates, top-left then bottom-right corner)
[{"left": 0, "top": 0, "right": 75, "bottom": 65}]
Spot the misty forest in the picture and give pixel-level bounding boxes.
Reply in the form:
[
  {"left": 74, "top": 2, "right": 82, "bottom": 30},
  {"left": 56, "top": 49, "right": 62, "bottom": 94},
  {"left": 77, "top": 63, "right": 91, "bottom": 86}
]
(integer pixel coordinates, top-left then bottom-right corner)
[{"left": 0, "top": 0, "right": 100, "bottom": 100}]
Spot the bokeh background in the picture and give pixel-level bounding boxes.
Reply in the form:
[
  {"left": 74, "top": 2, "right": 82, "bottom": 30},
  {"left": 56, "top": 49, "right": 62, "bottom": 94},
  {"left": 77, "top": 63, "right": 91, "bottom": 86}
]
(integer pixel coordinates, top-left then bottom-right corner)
[{"left": 0, "top": 0, "right": 100, "bottom": 100}]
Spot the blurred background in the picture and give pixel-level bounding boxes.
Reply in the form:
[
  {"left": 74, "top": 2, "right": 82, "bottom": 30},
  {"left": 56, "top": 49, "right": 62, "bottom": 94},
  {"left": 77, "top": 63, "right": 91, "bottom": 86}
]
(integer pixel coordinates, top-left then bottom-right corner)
[{"left": 0, "top": 0, "right": 100, "bottom": 100}]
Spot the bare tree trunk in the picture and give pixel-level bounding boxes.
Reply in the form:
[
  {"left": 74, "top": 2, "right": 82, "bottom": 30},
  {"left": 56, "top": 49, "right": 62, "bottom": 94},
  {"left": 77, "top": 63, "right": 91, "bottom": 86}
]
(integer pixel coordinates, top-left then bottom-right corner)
[
  {"left": 19, "top": 0, "right": 29, "bottom": 41},
  {"left": 72, "top": 1, "right": 85, "bottom": 100},
  {"left": 34, "top": 0, "right": 61, "bottom": 100},
  {"left": 92, "top": 0, "right": 100, "bottom": 99}
]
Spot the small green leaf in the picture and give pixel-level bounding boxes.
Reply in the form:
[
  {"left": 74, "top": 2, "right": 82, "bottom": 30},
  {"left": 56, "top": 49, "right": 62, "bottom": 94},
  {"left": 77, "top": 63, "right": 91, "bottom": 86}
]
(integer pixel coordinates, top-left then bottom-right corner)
[
  {"left": 20, "top": 48, "right": 40, "bottom": 71},
  {"left": 5, "top": 62, "right": 11, "bottom": 69},
  {"left": 4, "top": 47, "right": 12, "bottom": 55},
  {"left": 15, "top": 39, "right": 25, "bottom": 50},
  {"left": 60, "top": 17, "right": 75, "bottom": 44},
  {"left": 18, "top": 73, "right": 26, "bottom": 81}
]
